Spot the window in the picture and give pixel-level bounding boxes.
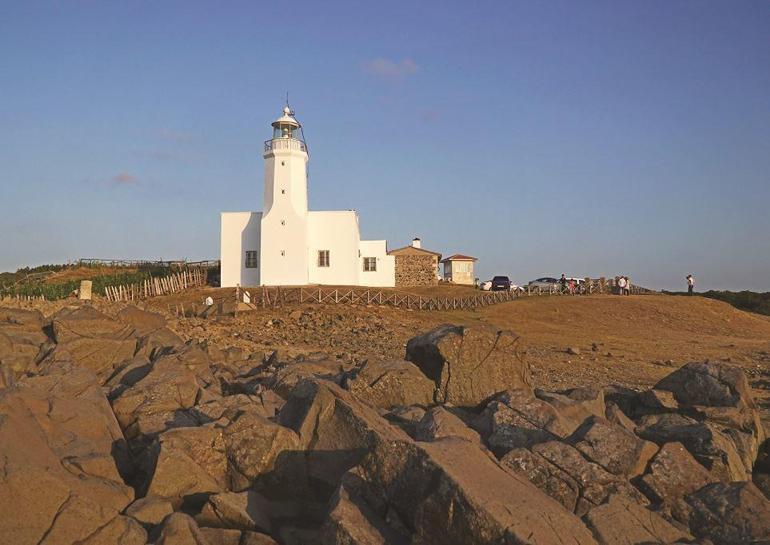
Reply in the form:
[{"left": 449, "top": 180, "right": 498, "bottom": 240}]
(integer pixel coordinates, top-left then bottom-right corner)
[
  {"left": 245, "top": 251, "right": 258, "bottom": 269},
  {"left": 363, "top": 257, "right": 377, "bottom": 272},
  {"left": 318, "top": 250, "right": 330, "bottom": 267}
]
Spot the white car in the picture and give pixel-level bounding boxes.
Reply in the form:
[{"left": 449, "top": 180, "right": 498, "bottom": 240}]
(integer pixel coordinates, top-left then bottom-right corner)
[{"left": 480, "top": 280, "right": 492, "bottom": 291}]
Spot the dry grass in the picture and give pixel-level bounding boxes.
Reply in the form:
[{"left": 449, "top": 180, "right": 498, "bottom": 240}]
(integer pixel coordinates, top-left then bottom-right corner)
[{"left": 146, "top": 289, "right": 770, "bottom": 392}]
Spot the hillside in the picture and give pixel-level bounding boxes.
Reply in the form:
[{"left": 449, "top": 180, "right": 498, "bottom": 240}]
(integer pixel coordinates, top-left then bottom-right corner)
[{"left": 135, "top": 291, "right": 770, "bottom": 392}]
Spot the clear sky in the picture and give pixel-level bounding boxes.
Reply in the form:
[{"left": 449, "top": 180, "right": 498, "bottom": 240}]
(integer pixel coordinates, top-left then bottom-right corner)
[{"left": 1, "top": 1, "right": 769, "bottom": 291}]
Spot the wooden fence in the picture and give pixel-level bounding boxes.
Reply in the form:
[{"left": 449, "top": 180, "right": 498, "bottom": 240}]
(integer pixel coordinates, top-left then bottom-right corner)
[
  {"left": 0, "top": 294, "right": 49, "bottom": 303},
  {"left": 234, "top": 277, "right": 656, "bottom": 313},
  {"left": 104, "top": 268, "right": 207, "bottom": 302}
]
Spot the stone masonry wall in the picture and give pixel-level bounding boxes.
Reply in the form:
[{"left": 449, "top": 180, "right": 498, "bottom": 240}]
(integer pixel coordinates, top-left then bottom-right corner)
[{"left": 395, "top": 255, "right": 438, "bottom": 287}]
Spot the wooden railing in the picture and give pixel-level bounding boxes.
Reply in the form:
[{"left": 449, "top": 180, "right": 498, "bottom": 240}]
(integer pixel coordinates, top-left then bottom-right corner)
[{"left": 234, "top": 277, "right": 656, "bottom": 312}]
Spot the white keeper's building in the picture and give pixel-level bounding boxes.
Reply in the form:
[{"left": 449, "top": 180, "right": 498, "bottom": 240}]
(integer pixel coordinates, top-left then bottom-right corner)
[{"left": 220, "top": 106, "right": 396, "bottom": 288}]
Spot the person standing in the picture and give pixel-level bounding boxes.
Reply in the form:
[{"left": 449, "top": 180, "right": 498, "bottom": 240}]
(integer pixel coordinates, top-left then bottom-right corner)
[
  {"left": 617, "top": 275, "right": 627, "bottom": 295},
  {"left": 625, "top": 276, "right": 631, "bottom": 295},
  {"left": 560, "top": 274, "right": 567, "bottom": 294},
  {"left": 686, "top": 274, "right": 695, "bottom": 295}
]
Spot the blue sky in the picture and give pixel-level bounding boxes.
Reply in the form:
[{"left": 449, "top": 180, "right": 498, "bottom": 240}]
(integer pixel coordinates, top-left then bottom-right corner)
[{"left": 1, "top": 1, "right": 769, "bottom": 291}]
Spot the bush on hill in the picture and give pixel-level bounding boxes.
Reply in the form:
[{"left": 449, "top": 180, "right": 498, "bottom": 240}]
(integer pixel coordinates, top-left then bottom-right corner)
[{"left": 665, "top": 290, "right": 770, "bottom": 317}]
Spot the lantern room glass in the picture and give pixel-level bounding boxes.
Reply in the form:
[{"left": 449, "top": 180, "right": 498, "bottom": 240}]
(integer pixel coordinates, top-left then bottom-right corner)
[{"left": 273, "top": 124, "right": 298, "bottom": 139}]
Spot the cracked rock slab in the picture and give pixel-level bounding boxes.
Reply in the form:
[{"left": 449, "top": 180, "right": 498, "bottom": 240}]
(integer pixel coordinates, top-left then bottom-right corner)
[
  {"left": 405, "top": 325, "right": 532, "bottom": 408},
  {"left": 584, "top": 494, "right": 692, "bottom": 545}
]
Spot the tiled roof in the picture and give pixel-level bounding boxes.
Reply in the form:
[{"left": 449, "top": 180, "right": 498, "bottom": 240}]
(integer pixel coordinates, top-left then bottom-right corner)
[
  {"left": 388, "top": 245, "right": 442, "bottom": 258},
  {"left": 441, "top": 254, "right": 477, "bottom": 262}
]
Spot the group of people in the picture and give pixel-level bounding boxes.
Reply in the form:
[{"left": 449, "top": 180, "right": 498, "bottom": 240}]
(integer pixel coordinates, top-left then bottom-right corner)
[
  {"left": 555, "top": 273, "right": 696, "bottom": 296},
  {"left": 558, "top": 274, "right": 582, "bottom": 294},
  {"left": 616, "top": 275, "right": 632, "bottom": 295}
]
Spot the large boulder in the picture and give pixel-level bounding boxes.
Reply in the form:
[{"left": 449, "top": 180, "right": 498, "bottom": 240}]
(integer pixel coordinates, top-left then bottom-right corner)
[
  {"left": 583, "top": 494, "right": 692, "bottom": 545},
  {"left": 344, "top": 359, "right": 435, "bottom": 409},
  {"left": 280, "top": 379, "right": 596, "bottom": 544},
  {"left": 321, "top": 475, "right": 409, "bottom": 545},
  {"left": 656, "top": 361, "right": 756, "bottom": 409},
  {"left": 49, "top": 306, "right": 137, "bottom": 379},
  {"left": 635, "top": 413, "right": 753, "bottom": 481},
  {"left": 52, "top": 305, "right": 134, "bottom": 343},
  {"left": 653, "top": 361, "right": 766, "bottom": 474},
  {"left": 475, "top": 389, "right": 573, "bottom": 456},
  {"left": 359, "top": 436, "right": 598, "bottom": 545},
  {"left": 142, "top": 425, "right": 228, "bottom": 505},
  {"left": 637, "top": 442, "right": 717, "bottom": 523},
  {"left": 116, "top": 305, "right": 167, "bottom": 336},
  {"left": 110, "top": 345, "right": 214, "bottom": 439},
  {"left": 567, "top": 416, "right": 658, "bottom": 477},
  {"left": 223, "top": 411, "right": 302, "bottom": 492},
  {"left": 501, "top": 440, "right": 646, "bottom": 516},
  {"left": 500, "top": 447, "right": 581, "bottom": 512},
  {"left": 278, "top": 379, "right": 409, "bottom": 501},
  {"left": 0, "top": 327, "right": 49, "bottom": 379},
  {"left": 405, "top": 325, "right": 532, "bottom": 407},
  {"left": 0, "top": 367, "right": 135, "bottom": 545},
  {"left": 0, "top": 307, "right": 51, "bottom": 381},
  {"left": 685, "top": 482, "right": 770, "bottom": 544}
]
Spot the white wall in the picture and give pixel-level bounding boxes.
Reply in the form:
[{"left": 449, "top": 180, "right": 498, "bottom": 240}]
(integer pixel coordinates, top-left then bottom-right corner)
[
  {"left": 359, "top": 239, "right": 395, "bottom": 287},
  {"left": 445, "top": 260, "right": 475, "bottom": 285},
  {"left": 307, "top": 211, "right": 360, "bottom": 286},
  {"left": 263, "top": 143, "right": 308, "bottom": 217},
  {"left": 260, "top": 145, "right": 310, "bottom": 286},
  {"left": 220, "top": 212, "right": 261, "bottom": 288}
]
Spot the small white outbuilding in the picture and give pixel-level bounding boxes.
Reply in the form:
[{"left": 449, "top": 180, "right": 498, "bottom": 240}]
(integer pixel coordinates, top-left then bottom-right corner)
[
  {"left": 220, "top": 106, "right": 395, "bottom": 288},
  {"left": 441, "top": 254, "right": 478, "bottom": 285}
]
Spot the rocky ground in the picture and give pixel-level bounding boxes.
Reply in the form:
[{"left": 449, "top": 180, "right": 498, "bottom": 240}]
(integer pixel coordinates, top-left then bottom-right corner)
[{"left": 1, "top": 296, "right": 770, "bottom": 544}]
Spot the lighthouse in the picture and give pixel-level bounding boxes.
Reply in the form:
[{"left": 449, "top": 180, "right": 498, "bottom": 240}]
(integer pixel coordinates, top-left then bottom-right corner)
[
  {"left": 220, "top": 105, "right": 395, "bottom": 288},
  {"left": 260, "top": 106, "right": 310, "bottom": 286}
]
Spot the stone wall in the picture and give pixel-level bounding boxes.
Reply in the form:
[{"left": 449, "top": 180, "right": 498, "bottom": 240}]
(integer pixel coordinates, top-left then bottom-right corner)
[{"left": 394, "top": 255, "right": 438, "bottom": 287}]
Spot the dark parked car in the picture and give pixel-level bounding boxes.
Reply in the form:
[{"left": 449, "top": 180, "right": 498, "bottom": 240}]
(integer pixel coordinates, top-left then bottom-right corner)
[{"left": 491, "top": 276, "right": 512, "bottom": 291}]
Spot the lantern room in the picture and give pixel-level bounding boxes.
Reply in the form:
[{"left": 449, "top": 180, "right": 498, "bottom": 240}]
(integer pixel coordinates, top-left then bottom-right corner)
[{"left": 272, "top": 106, "right": 301, "bottom": 139}]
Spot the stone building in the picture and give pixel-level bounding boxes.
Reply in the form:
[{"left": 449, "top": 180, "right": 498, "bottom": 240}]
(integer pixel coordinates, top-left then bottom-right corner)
[{"left": 387, "top": 238, "right": 442, "bottom": 287}]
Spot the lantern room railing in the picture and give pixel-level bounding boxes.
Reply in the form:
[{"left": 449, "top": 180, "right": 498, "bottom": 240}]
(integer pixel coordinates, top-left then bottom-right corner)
[{"left": 264, "top": 138, "right": 307, "bottom": 153}]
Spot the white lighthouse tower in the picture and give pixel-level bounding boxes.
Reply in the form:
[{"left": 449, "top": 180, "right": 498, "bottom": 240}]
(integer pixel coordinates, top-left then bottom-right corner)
[
  {"left": 260, "top": 106, "right": 310, "bottom": 285},
  {"left": 220, "top": 105, "right": 395, "bottom": 288}
]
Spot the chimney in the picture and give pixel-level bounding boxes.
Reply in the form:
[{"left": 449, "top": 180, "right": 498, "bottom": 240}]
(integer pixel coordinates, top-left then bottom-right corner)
[{"left": 411, "top": 237, "right": 422, "bottom": 249}]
